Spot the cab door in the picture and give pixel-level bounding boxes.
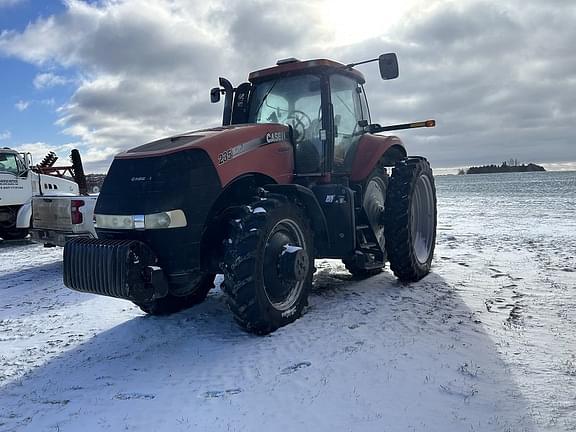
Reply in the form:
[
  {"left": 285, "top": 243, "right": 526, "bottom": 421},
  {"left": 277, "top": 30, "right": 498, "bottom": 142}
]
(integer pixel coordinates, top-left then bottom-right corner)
[
  {"left": 329, "top": 74, "right": 368, "bottom": 174},
  {"left": 0, "top": 153, "right": 32, "bottom": 206}
]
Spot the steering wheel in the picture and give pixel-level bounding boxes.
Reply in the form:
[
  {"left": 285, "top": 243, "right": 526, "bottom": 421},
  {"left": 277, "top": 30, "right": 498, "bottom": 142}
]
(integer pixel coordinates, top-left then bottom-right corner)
[{"left": 285, "top": 110, "right": 312, "bottom": 144}]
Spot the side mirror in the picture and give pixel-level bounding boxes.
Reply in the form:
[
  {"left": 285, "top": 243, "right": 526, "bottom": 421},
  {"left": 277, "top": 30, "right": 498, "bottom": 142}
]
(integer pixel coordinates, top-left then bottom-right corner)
[
  {"left": 379, "top": 53, "right": 399, "bottom": 80},
  {"left": 20, "top": 152, "right": 33, "bottom": 168},
  {"left": 210, "top": 87, "right": 221, "bottom": 103}
]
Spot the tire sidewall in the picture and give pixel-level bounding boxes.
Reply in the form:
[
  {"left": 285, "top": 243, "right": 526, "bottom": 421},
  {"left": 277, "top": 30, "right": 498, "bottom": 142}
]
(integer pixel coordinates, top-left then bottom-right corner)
[
  {"left": 409, "top": 163, "right": 437, "bottom": 274},
  {"left": 252, "top": 204, "right": 313, "bottom": 328}
]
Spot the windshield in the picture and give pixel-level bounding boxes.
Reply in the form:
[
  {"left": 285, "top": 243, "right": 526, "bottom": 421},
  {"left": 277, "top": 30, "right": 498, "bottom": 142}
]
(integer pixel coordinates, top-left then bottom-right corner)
[
  {"left": 0, "top": 153, "right": 20, "bottom": 175},
  {"left": 248, "top": 74, "right": 324, "bottom": 173},
  {"left": 248, "top": 74, "right": 322, "bottom": 126}
]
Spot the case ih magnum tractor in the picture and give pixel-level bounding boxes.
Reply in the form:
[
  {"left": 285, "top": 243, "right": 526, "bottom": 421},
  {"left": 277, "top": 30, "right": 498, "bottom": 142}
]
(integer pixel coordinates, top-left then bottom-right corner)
[{"left": 64, "top": 53, "right": 437, "bottom": 334}]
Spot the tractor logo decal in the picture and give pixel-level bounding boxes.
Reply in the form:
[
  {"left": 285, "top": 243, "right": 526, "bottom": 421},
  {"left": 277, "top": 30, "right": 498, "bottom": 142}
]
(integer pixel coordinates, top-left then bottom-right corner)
[
  {"left": 218, "top": 132, "right": 287, "bottom": 165},
  {"left": 265, "top": 131, "right": 287, "bottom": 144}
]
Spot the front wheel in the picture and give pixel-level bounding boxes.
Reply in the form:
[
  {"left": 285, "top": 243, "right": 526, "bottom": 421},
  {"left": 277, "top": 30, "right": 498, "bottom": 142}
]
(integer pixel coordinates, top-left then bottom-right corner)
[
  {"left": 134, "top": 273, "right": 214, "bottom": 315},
  {"left": 221, "top": 198, "right": 314, "bottom": 334},
  {"left": 0, "top": 229, "right": 29, "bottom": 240},
  {"left": 384, "top": 157, "right": 437, "bottom": 282}
]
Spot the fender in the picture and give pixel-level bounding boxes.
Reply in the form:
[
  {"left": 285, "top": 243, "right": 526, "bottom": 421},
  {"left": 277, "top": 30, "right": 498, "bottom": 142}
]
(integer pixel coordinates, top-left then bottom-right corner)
[
  {"left": 16, "top": 201, "right": 31, "bottom": 228},
  {"left": 262, "top": 184, "right": 330, "bottom": 255},
  {"left": 200, "top": 173, "right": 277, "bottom": 272},
  {"left": 350, "top": 134, "right": 406, "bottom": 182}
]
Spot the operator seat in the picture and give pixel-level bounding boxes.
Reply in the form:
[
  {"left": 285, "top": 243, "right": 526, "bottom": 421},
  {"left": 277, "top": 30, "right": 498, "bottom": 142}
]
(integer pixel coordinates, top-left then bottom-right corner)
[{"left": 295, "top": 119, "right": 321, "bottom": 174}]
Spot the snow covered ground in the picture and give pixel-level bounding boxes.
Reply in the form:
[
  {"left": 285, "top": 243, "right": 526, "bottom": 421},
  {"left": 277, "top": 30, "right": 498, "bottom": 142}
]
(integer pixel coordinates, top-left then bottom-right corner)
[{"left": 1, "top": 171, "right": 575, "bottom": 432}]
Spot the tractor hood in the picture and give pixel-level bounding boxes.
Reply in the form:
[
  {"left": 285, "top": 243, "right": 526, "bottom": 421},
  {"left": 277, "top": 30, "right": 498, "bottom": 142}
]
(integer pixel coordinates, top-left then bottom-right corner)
[{"left": 115, "top": 123, "right": 294, "bottom": 187}]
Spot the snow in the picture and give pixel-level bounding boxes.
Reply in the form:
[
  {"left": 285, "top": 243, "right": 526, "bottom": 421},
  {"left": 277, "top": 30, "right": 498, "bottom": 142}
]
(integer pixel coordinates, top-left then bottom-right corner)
[
  {"left": 1, "top": 172, "right": 575, "bottom": 431},
  {"left": 282, "top": 245, "right": 303, "bottom": 255}
]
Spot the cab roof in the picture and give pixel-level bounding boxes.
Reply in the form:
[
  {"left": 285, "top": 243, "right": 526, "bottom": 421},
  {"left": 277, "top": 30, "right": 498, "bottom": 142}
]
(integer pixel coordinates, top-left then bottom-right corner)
[{"left": 248, "top": 58, "right": 366, "bottom": 84}]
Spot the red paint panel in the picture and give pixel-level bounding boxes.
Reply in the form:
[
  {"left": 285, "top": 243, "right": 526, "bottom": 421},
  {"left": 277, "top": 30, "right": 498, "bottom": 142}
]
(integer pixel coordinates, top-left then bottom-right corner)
[
  {"left": 214, "top": 140, "right": 293, "bottom": 186},
  {"left": 350, "top": 134, "right": 405, "bottom": 182},
  {"left": 116, "top": 124, "right": 294, "bottom": 186}
]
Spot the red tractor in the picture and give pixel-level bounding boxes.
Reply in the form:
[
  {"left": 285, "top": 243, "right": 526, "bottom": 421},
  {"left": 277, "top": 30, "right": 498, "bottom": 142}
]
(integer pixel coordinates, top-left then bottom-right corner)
[{"left": 64, "top": 53, "right": 437, "bottom": 334}]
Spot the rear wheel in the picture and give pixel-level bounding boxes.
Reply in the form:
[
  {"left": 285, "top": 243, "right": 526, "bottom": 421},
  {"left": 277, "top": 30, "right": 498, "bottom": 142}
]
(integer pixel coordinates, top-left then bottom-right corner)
[
  {"left": 221, "top": 198, "right": 314, "bottom": 334},
  {"left": 384, "top": 157, "right": 437, "bottom": 282},
  {"left": 344, "top": 165, "right": 388, "bottom": 278},
  {"left": 135, "top": 273, "right": 214, "bottom": 315}
]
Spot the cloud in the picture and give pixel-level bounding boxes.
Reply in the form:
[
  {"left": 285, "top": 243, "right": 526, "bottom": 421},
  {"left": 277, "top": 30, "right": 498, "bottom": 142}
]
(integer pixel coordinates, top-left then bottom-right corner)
[
  {"left": 1, "top": 0, "right": 575, "bottom": 172},
  {"left": 14, "top": 141, "right": 110, "bottom": 171},
  {"left": 15, "top": 100, "right": 29, "bottom": 111},
  {"left": 33, "top": 72, "right": 71, "bottom": 89},
  {"left": 330, "top": 0, "right": 576, "bottom": 167},
  {"left": 0, "top": 130, "right": 11, "bottom": 140},
  {"left": 41, "top": 98, "right": 56, "bottom": 106}
]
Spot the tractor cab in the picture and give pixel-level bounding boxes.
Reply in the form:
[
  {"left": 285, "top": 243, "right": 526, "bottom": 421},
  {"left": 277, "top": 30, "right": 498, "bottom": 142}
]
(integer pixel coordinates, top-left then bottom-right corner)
[{"left": 211, "top": 54, "right": 400, "bottom": 178}]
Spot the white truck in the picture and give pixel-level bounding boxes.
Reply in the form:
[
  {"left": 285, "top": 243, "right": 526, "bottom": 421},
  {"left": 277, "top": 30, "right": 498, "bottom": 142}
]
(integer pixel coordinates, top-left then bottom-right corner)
[{"left": 0, "top": 147, "right": 82, "bottom": 240}]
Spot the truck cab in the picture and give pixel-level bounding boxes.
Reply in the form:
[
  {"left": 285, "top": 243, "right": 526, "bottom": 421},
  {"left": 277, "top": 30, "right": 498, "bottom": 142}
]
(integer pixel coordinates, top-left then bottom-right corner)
[
  {"left": 0, "top": 147, "right": 81, "bottom": 241},
  {"left": 0, "top": 149, "right": 34, "bottom": 240}
]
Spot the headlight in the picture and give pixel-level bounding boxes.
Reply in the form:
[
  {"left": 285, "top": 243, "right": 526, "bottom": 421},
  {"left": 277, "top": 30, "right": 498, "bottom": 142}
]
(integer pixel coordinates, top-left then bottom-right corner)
[
  {"left": 94, "top": 214, "right": 134, "bottom": 230},
  {"left": 145, "top": 210, "right": 187, "bottom": 229},
  {"left": 95, "top": 210, "right": 187, "bottom": 230}
]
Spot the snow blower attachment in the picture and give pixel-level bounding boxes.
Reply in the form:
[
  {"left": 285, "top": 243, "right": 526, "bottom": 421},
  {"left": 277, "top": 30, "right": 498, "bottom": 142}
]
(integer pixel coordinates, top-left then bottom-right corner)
[{"left": 64, "top": 52, "right": 437, "bottom": 334}]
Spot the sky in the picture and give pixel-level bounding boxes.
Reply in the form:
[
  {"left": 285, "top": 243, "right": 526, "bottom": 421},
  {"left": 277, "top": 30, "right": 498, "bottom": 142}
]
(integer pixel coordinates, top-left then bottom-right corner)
[{"left": 0, "top": 0, "right": 575, "bottom": 173}]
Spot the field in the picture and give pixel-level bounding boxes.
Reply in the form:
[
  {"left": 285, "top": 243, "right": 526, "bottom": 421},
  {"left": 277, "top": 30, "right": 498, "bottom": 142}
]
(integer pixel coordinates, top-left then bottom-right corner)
[{"left": 1, "top": 172, "right": 575, "bottom": 432}]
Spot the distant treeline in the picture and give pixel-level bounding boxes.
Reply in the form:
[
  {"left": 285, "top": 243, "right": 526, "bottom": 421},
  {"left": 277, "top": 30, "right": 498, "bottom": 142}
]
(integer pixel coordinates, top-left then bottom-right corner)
[{"left": 459, "top": 161, "right": 546, "bottom": 175}]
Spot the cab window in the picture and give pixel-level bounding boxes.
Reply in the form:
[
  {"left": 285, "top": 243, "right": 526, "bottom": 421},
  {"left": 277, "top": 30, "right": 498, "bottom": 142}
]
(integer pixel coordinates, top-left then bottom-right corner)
[
  {"left": 330, "top": 75, "right": 365, "bottom": 172},
  {"left": 250, "top": 92, "right": 288, "bottom": 124},
  {"left": 0, "top": 153, "right": 19, "bottom": 175}
]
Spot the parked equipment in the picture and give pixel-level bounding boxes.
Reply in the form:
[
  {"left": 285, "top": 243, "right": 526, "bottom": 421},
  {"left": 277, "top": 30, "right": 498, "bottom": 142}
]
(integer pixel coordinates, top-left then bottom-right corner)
[
  {"left": 0, "top": 148, "right": 85, "bottom": 240},
  {"left": 64, "top": 53, "right": 437, "bottom": 334},
  {"left": 30, "top": 194, "right": 97, "bottom": 247}
]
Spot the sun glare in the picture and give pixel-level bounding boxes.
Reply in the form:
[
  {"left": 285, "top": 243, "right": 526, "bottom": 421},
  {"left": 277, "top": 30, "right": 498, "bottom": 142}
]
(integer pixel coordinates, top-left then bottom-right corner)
[{"left": 322, "top": 0, "right": 424, "bottom": 45}]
